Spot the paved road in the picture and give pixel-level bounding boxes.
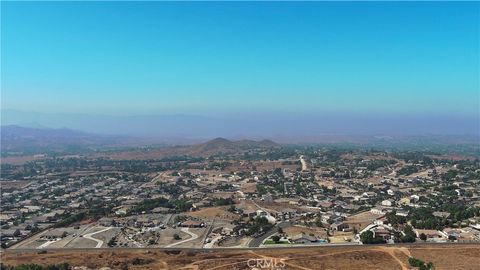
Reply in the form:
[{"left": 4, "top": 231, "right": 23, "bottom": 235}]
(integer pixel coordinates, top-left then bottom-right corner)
[
  {"left": 62, "top": 224, "right": 95, "bottom": 248},
  {"left": 166, "top": 228, "right": 198, "bottom": 248},
  {"left": 300, "top": 155, "right": 308, "bottom": 171},
  {"left": 37, "top": 240, "right": 59, "bottom": 249},
  {"left": 248, "top": 222, "right": 292, "bottom": 247},
  {"left": 83, "top": 227, "right": 113, "bottom": 248}
]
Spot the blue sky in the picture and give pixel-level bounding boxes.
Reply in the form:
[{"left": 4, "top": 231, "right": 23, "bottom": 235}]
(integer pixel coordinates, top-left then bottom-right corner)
[{"left": 2, "top": 2, "right": 479, "bottom": 120}]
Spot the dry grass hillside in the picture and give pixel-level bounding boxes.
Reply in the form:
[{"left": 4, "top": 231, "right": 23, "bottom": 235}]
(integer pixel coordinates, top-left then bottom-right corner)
[{"left": 2, "top": 244, "right": 479, "bottom": 270}]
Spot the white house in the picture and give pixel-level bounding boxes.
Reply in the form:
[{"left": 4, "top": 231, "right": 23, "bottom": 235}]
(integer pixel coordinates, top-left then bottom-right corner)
[{"left": 381, "top": 200, "right": 392, "bottom": 207}]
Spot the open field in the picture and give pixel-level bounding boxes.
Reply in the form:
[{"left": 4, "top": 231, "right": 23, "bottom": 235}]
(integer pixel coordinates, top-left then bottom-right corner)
[
  {"left": 188, "top": 206, "right": 238, "bottom": 220},
  {"left": 1, "top": 244, "right": 479, "bottom": 270},
  {"left": 282, "top": 225, "right": 328, "bottom": 239},
  {"left": 0, "top": 180, "right": 32, "bottom": 189},
  {"left": 345, "top": 211, "right": 384, "bottom": 231}
]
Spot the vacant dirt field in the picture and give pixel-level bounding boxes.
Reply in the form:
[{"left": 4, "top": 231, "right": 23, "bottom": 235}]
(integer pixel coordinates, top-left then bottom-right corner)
[
  {"left": 345, "top": 211, "right": 384, "bottom": 231},
  {"left": 188, "top": 206, "right": 238, "bottom": 220},
  {"left": 1, "top": 155, "right": 44, "bottom": 165},
  {"left": 0, "top": 180, "right": 31, "bottom": 189},
  {"left": 282, "top": 225, "right": 328, "bottom": 239},
  {"left": 1, "top": 244, "right": 479, "bottom": 270}
]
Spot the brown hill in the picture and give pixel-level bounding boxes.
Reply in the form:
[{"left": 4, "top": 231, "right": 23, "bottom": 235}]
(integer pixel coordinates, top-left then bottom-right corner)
[
  {"left": 0, "top": 125, "right": 280, "bottom": 162},
  {"left": 2, "top": 244, "right": 479, "bottom": 270},
  {"left": 95, "top": 138, "right": 280, "bottom": 160}
]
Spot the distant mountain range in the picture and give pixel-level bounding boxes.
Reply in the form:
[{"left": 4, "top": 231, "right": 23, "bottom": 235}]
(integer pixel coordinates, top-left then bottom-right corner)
[
  {"left": 1, "top": 125, "right": 478, "bottom": 159},
  {"left": 1, "top": 125, "right": 137, "bottom": 155},
  {"left": 3, "top": 109, "right": 479, "bottom": 139},
  {"left": 0, "top": 125, "right": 279, "bottom": 157}
]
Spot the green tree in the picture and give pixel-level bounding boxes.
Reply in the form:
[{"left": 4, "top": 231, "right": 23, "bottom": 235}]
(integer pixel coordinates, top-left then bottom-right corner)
[
  {"left": 272, "top": 235, "right": 281, "bottom": 243},
  {"left": 401, "top": 225, "right": 416, "bottom": 243},
  {"left": 419, "top": 233, "right": 427, "bottom": 241},
  {"left": 360, "top": 231, "right": 385, "bottom": 244}
]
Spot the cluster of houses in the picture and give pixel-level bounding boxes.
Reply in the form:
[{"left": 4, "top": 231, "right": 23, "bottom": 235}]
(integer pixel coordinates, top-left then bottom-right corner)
[{"left": 1, "top": 148, "right": 480, "bottom": 249}]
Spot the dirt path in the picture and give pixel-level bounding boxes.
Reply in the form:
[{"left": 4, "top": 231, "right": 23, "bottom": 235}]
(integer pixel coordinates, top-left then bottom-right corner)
[
  {"left": 376, "top": 247, "right": 410, "bottom": 270},
  {"left": 200, "top": 247, "right": 411, "bottom": 270},
  {"left": 182, "top": 257, "right": 247, "bottom": 270},
  {"left": 250, "top": 250, "right": 311, "bottom": 270}
]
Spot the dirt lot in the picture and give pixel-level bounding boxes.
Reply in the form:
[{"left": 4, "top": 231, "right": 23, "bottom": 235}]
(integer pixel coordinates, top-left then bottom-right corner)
[
  {"left": 345, "top": 211, "right": 384, "bottom": 231},
  {"left": 0, "top": 180, "right": 32, "bottom": 189},
  {"left": 329, "top": 231, "right": 355, "bottom": 244},
  {"left": 282, "top": 225, "right": 328, "bottom": 239},
  {"left": 1, "top": 155, "right": 45, "bottom": 165},
  {"left": 188, "top": 206, "right": 238, "bottom": 220},
  {"left": 1, "top": 244, "right": 479, "bottom": 270},
  {"left": 253, "top": 160, "right": 300, "bottom": 172}
]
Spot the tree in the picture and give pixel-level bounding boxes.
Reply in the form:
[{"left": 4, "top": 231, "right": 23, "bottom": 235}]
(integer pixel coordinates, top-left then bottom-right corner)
[
  {"left": 401, "top": 225, "right": 416, "bottom": 243},
  {"left": 173, "top": 234, "right": 181, "bottom": 240},
  {"left": 360, "top": 231, "right": 374, "bottom": 243},
  {"left": 315, "top": 217, "right": 323, "bottom": 227},
  {"left": 409, "top": 257, "right": 424, "bottom": 267},
  {"left": 107, "top": 238, "right": 117, "bottom": 247},
  {"left": 360, "top": 231, "right": 385, "bottom": 244},
  {"left": 419, "top": 233, "right": 427, "bottom": 241},
  {"left": 272, "top": 235, "right": 281, "bottom": 243}
]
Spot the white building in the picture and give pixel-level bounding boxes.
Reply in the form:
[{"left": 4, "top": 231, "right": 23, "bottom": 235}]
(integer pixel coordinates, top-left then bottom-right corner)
[{"left": 381, "top": 200, "right": 392, "bottom": 207}]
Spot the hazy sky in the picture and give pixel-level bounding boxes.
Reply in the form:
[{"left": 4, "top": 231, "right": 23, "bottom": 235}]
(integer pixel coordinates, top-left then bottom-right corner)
[{"left": 1, "top": 2, "right": 479, "bottom": 137}]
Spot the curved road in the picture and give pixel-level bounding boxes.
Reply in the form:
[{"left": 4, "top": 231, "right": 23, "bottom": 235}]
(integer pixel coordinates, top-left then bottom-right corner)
[
  {"left": 83, "top": 227, "right": 113, "bottom": 248},
  {"left": 248, "top": 222, "right": 291, "bottom": 247},
  {"left": 37, "top": 239, "right": 59, "bottom": 249},
  {"left": 166, "top": 228, "right": 198, "bottom": 248}
]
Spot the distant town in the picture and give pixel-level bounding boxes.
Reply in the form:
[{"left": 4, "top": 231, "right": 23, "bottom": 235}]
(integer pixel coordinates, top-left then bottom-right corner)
[{"left": 2, "top": 132, "right": 480, "bottom": 253}]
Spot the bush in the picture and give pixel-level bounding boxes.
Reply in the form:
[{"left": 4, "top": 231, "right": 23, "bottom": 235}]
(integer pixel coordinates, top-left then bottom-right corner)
[
  {"left": 131, "top": 258, "right": 153, "bottom": 265},
  {"left": 409, "top": 257, "right": 424, "bottom": 267},
  {"left": 408, "top": 257, "right": 434, "bottom": 270},
  {"left": 107, "top": 237, "right": 117, "bottom": 247}
]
